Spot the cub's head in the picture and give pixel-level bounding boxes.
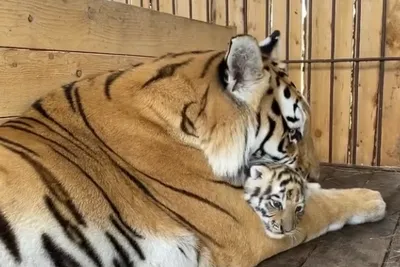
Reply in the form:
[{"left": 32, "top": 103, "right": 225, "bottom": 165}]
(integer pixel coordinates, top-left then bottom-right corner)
[{"left": 244, "top": 164, "right": 320, "bottom": 239}]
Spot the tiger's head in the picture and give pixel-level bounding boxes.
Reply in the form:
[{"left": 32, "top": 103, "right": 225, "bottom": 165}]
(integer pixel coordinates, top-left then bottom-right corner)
[
  {"left": 204, "top": 29, "right": 319, "bottom": 186},
  {"left": 249, "top": 31, "right": 320, "bottom": 182},
  {"left": 244, "top": 164, "right": 321, "bottom": 239}
]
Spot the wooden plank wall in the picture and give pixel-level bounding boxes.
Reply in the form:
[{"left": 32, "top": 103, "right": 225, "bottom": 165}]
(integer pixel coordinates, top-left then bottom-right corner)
[
  {"left": 1, "top": 0, "right": 399, "bottom": 168},
  {"left": 0, "top": 0, "right": 235, "bottom": 121},
  {"left": 202, "top": 0, "right": 398, "bottom": 168}
]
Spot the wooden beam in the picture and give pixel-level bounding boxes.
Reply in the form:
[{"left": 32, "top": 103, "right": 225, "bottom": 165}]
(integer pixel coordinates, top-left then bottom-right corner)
[
  {"left": 0, "top": 48, "right": 150, "bottom": 117},
  {"left": 247, "top": 0, "right": 266, "bottom": 41},
  {"left": 0, "top": 0, "right": 235, "bottom": 57},
  {"left": 356, "top": 0, "right": 382, "bottom": 165},
  {"left": 381, "top": 0, "right": 400, "bottom": 167},
  {"left": 332, "top": 0, "right": 353, "bottom": 164},
  {"left": 309, "top": 0, "right": 331, "bottom": 163}
]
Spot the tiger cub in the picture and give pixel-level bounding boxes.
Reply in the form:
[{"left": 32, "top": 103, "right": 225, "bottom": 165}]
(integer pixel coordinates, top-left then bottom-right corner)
[{"left": 244, "top": 164, "right": 320, "bottom": 239}]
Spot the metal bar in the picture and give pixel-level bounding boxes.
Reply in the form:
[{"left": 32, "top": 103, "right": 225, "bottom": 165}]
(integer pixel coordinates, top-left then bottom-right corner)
[
  {"left": 225, "top": 0, "right": 229, "bottom": 27},
  {"left": 286, "top": 0, "right": 290, "bottom": 63},
  {"left": 375, "top": 0, "right": 388, "bottom": 166},
  {"left": 172, "top": 0, "right": 176, "bottom": 15},
  {"left": 266, "top": 0, "right": 270, "bottom": 36},
  {"left": 243, "top": 0, "right": 248, "bottom": 34},
  {"left": 351, "top": 0, "right": 361, "bottom": 165},
  {"left": 306, "top": 0, "right": 313, "bottom": 103},
  {"left": 189, "top": 0, "right": 193, "bottom": 19},
  {"left": 282, "top": 56, "right": 400, "bottom": 64},
  {"left": 140, "top": 0, "right": 143, "bottom": 7},
  {"left": 320, "top": 162, "right": 400, "bottom": 172},
  {"left": 328, "top": 0, "right": 336, "bottom": 163},
  {"left": 156, "top": 0, "right": 160, "bottom": 11},
  {"left": 206, "top": 0, "right": 210, "bottom": 22}
]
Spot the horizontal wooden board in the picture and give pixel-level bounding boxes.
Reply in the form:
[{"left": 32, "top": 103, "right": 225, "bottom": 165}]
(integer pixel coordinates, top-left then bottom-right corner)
[
  {"left": 0, "top": 0, "right": 235, "bottom": 57},
  {"left": 0, "top": 48, "right": 150, "bottom": 117}
]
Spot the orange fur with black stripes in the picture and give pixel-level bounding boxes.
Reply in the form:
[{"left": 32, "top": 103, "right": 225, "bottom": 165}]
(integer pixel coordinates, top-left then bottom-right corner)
[
  {"left": 0, "top": 31, "right": 385, "bottom": 267},
  {"left": 244, "top": 164, "right": 321, "bottom": 240}
]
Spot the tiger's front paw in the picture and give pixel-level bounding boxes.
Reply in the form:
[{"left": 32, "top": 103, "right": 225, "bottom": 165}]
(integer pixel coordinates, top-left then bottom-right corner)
[{"left": 347, "top": 188, "right": 386, "bottom": 225}]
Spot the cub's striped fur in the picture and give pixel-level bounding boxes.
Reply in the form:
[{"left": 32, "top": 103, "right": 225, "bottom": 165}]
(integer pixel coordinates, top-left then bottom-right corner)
[
  {"left": 0, "top": 30, "right": 385, "bottom": 267},
  {"left": 244, "top": 164, "right": 321, "bottom": 239}
]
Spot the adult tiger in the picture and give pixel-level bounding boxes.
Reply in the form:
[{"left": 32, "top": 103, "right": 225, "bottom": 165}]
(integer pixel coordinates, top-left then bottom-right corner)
[{"left": 0, "top": 31, "right": 385, "bottom": 267}]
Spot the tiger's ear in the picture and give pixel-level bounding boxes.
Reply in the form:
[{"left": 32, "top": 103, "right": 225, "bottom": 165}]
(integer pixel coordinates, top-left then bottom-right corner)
[
  {"left": 259, "top": 30, "right": 281, "bottom": 58},
  {"left": 223, "top": 35, "right": 264, "bottom": 93}
]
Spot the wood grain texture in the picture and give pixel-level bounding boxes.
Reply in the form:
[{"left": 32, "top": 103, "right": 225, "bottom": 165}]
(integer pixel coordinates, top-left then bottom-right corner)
[
  {"left": 142, "top": 0, "right": 151, "bottom": 8},
  {"left": 229, "top": 0, "right": 244, "bottom": 34},
  {"left": 247, "top": 0, "right": 266, "bottom": 41},
  {"left": 271, "top": 0, "right": 287, "bottom": 60},
  {"left": 300, "top": 169, "right": 400, "bottom": 267},
  {"left": 309, "top": 0, "right": 331, "bottom": 163},
  {"left": 210, "top": 0, "right": 227, "bottom": 26},
  {"left": 332, "top": 0, "right": 353, "bottom": 164},
  {"left": 174, "top": 0, "right": 190, "bottom": 18},
  {"left": 383, "top": 225, "right": 400, "bottom": 267},
  {"left": 381, "top": 0, "right": 400, "bottom": 166},
  {"left": 0, "top": 0, "right": 235, "bottom": 57},
  {"left": 0, "top": 48, "right": 150, "bottom": 117},
  {"left": 157, "top": 0, "right": 173, "bottom": 13},
  {"left": 111, "top": 0, "right": 128, "bottom": 3},
  {"left": 126, "top": 0, "right": 143, "bottom": 7},
  {"left": 355, "top": 0, "right": 382, "bottom": 165},
  {"left": 287, "top": 0, "right": 303, "bottom": 92},
  {"left": 192, "top": 0, "right": 208, "bottom": 22}
]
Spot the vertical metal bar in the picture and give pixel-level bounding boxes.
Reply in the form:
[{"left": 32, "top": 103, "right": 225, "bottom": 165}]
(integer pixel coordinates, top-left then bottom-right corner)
[
  {"left": 328, "top": 0, "right": 336, "bottom": 163},
  {"left": 265, "top": 0, "right": 270, "bottom": 36},
  {"left": 302, "top": 0, "right": 307, "bottom": 95},
  {"left": 156, "top": 0, "right": 160, "bottom": 11},
  {"left": 140, "top": 0, "right": 143, "bottom": 7},
  {"left": 206, "top": 0, "right": 210, "bottom": 22},
  {"left": 225, "top": 0, "right": 229, "bottom": 27},
  {"left": 306, "top": 0, "right": 313, "bottom": 103},
  {"left": 351, "top": 0, "right": 362, "bottom": 165},
  {"left": 189, "top": 0, "right": 193, "bottom": 19},
  {"left": 243, "top": 0, "right": 248, "bottom": 34},
  {"left": 286, "top": 0, "right": 290, "bottom": 63},
  {"left": 172, "top": 0, "right": 176, "bottom": 15},
  {"left": 375, "top": 0, "right": 387, "bottom": 166}
]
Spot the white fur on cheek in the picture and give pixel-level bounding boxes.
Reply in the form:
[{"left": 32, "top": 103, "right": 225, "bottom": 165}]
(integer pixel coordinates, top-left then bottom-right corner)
[{"left": 204, "top": 124, "right": 257, "bottom": 185}]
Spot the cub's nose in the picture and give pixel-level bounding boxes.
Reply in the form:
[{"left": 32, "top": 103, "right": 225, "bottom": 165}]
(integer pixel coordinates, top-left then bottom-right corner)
[{"left": 282, "top": 220, "right": 295, "bottom": 233}]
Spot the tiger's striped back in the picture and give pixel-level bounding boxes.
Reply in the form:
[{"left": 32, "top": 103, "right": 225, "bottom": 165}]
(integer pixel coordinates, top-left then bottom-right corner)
[{"left": 0, "top": 31, "right": 317, "bottom": 267}]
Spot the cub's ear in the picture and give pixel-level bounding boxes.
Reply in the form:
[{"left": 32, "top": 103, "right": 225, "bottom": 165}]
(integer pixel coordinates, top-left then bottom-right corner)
[
  {"left": 222, "top": 34, "right": 264, "bottom": 92},
  {"left": 249, "top": 165, "right": 265, "bottom": 180},
  {"left": 259, "top": 30, "right": 281, "bottom": 58}
]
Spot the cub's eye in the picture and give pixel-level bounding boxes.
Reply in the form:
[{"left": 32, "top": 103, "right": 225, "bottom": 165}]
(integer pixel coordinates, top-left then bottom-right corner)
[
  {"left": 270, "top": 200, "right": 282, "bottom": 209},
  {"left": 295, "top": 206, "right": 304, "bottom": 214}
]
